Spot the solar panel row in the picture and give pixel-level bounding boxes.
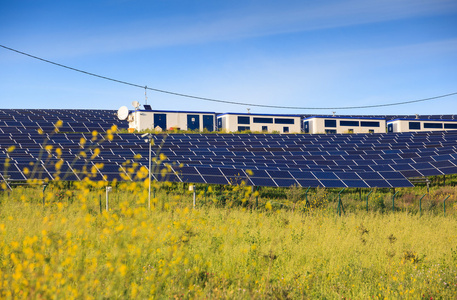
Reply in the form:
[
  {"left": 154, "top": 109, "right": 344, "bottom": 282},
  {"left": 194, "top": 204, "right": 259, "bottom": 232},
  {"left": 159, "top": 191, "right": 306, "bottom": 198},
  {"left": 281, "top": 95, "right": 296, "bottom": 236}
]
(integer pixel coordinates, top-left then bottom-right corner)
[
  {"left": 2, "top": 130, "right": 457, "bottom": 188},
  {"left": 0, "top": 109, "right": 127, "bottom": 134}
]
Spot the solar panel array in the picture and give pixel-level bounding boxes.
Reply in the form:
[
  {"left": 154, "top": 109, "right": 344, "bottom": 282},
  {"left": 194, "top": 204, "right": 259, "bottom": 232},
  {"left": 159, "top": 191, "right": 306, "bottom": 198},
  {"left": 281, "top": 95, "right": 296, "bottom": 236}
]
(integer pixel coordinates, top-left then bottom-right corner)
[
  {"left": 2, "top": 120, "right": 457, "bottom": 188},
  {"left": 1, "top": 109, "right": 457, "bottom": 189},
  {"left": 0, "top": 109, "right": 127, "bottom": 134}
]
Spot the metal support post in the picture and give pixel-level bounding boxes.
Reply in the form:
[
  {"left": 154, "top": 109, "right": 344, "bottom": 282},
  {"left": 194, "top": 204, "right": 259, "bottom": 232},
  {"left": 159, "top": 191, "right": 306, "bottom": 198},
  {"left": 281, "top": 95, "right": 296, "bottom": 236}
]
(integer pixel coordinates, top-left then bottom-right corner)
[
  {"left": 337, "top": 188, "right": 346, "bottom": 216},
  {"left": 392, "top": 191, "right": 399, "bottom": 212},
  {"left": 304, "top": 187, "right": 310, "bottom": 208},
  {"left": 42, "top": 184, "right": 48, "bottom": 206},
  {"left": 106, "top": 186, "right": 112, "bottom": 212},
  {"left": 366, "top": 190, "right": 373, "bottom": 213},
  {"left": 419, "top": 194, "right": 427, "bottom": 217},
  {"left": 189, "top": 185, "right": 196, "bottom": 208}
]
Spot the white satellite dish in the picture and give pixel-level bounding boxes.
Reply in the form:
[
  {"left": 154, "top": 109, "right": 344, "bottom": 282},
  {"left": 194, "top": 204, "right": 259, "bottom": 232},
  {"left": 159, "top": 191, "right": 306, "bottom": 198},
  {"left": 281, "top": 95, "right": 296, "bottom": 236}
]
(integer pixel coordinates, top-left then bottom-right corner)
[
  {"left": 132, "top": 101, "right": 140, "bottom": 109},
  {"left": 117, "top": 106, "right": 129, "bottom": 121}
]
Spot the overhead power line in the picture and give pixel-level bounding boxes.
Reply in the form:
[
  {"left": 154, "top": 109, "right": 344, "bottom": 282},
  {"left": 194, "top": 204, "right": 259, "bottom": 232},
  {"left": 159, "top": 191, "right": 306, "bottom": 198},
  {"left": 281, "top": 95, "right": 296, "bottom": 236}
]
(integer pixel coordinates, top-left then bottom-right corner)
[{"left": 1, "top": 44, "right": 456, "bottom": 110}]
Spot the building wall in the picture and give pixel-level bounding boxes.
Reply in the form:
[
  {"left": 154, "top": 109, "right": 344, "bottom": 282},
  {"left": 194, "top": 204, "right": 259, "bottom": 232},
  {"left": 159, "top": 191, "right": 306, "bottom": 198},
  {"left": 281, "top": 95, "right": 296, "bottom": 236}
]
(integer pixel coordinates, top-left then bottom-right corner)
[
  {"left": 303, "top": 117, "right": 386, "bottom": 134},
  {"left": 217, "top": 114, "right": 301, "bottom": 133},
  {"left": 128, "top": 111, "right": 216, "bottom": 132},
  {"left": 387, "top": 119, "right": 457, "bottom": 132}
]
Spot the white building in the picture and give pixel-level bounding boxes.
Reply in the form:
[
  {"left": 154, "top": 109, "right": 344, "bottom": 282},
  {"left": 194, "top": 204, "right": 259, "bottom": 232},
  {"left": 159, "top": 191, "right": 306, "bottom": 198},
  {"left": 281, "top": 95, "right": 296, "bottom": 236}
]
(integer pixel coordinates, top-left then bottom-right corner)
[
  {"left": 217, "top": 113, "right": 301, "bottom": 133},
  {"left": 127, "top": 109, "right": 217, "bottom": 132},
  {"left": 387, "top": 118, "right": 457, "bottom": 133},
  {"left": 303, "top": 116, "right": 386, "bottom": 134}
]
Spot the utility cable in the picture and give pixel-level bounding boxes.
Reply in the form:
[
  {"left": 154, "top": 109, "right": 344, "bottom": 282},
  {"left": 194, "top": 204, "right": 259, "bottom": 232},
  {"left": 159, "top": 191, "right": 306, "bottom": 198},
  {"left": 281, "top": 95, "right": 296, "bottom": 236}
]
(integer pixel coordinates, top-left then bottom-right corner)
[{"left": 1, "top": 44, "right": 456, "bottom": 110}]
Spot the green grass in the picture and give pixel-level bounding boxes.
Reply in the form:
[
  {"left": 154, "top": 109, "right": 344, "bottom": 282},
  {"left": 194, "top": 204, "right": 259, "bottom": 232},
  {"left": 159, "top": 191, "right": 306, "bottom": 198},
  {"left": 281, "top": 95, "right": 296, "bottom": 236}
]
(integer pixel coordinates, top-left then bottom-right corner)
[{"left": 1, "top": 186, "right": 457, "bottom": 299}]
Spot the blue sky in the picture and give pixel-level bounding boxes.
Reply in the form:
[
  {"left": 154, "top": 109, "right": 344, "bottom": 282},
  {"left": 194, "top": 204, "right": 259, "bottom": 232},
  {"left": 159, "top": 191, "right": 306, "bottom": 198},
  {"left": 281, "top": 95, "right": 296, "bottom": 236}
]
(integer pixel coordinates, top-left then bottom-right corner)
[{"left": 1, "top": 0, "right": 456, "bottom": 116}]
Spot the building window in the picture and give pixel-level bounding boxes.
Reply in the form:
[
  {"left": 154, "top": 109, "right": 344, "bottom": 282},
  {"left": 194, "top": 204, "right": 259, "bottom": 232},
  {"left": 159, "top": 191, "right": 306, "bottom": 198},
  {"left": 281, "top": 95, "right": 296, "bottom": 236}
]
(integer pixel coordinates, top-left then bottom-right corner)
[
  {"left": 361, "top": 121, "right": 380, "bottom": 127},
  {"left": 424, "top": 123, "right": 443, "bottom": 129},
  {"left": 238, "top": 116, "right": 250, "bottom": 124},
  {"left": 340, "top": 120, "right": 359, "bottom": 127},
  {"left": 283, "top": 126, "right": 289, "bottom": 133},
  {"left": 409, "top": 122, "right": 421, "bottom": 130},
  {"left": 274, "top": 118, "right": 294, "bottom": 124},
  {"left": 325, "top": 129, "right": 337, "bottom": 134},
  {"left": 237, "top": 126, "right": 250, "bottom": 131},
  {"left": 369, "top": 129, "right": 374, "bottom": 133},
  {"left": 253, "top": 117, "right": 273, "bottom": 124},
  {"left": 324, "top": 120, "right": 337, "bottom": 127},
  {"left": 444, "top": 123, "right": 457, "bottom": 129},
  {"left": 347, "top": 129, "right": 354, "bottom": 133},
  {"left": 303, "top": 121, "right": 309, "bottom": 134},
  {"left": 262, "top": 126, "right": 268, "bottom": 132}
]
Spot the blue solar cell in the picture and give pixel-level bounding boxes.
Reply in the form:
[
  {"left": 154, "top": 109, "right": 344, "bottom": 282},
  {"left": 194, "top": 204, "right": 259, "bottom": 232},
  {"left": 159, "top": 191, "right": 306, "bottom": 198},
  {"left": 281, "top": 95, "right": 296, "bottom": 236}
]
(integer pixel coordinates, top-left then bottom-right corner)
[
  {"left": 250, "top": 170, "right": 270, "bottom": 178},
  {"left": 179, "top": 174, "right": 206, "bottom": 184},
  {"left": 378, "top": 171, "right": 407, "bottom": 179},
  {"left": 419, "top": 168, "right": 443, "bottom": 176},
  {"left": 195, "top": 167, "right": 224, "bottom": 176},
  {"left": 312, "top": 171, "right": 338, "bottom": 180},
  {"left": 358, "top": 172, "right": 383, "bottom": 180},
  {"left": 399, "top": 170, "right": 422, "bottom": 178},
  {"left": 295, "top": 179, "right": 323, "bottom": 188},
  {"left": 175, "top": 166, "right": 200, "bottom": 175},
  {"left": 437, "top": 166, "right": 457, "bottom": 175},
  {"left": 391, "top": 164, "right": 415, "bottom": 171},
  {"left": 430, "top": 160, "right": 454, "bottom": 168},
  {"left": 387, "top": 179, "right": 414, "bottom": 187},
  {"left": 370, "top": 165, "right": 394, "bottom": 172},
  {"left": 364, "top": 179, "right": 391, "bottom": 188},
  {"left": 334, "top": 172, "right": 360, "bottom": 180},
  {"left": 201, "top": 175, "right": 229, "bottom": 185},
  {"left": 250, "top": 177, "right": 277, "bottom": 187},
  {"left": 342, "top": 179, "right": 369, "bottom": 188},
  {"left": 267, "top": 170, "right": 294, "bottom": 179},
  {"left": 220, "top": 168, "right": 247, "bottom": 177},
  {"left": 273, "top": 178, "right": 298, "bottom": 187},
  {"left": 319, "top": 179, "right": 346, "bottom": 188},
  {"left": 432, "top": 154, "right": 455, "bottom": 161},
  {"left": 288, "top": 170, "right": 316, "bottom": 179}
]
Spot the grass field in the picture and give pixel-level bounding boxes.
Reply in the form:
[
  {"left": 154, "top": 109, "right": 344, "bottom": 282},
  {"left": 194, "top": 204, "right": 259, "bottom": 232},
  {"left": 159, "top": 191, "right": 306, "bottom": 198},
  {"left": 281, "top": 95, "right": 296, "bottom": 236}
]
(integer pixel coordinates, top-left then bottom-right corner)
[{"left": 1, "top": 184, "right": 456, "bottom": 299}]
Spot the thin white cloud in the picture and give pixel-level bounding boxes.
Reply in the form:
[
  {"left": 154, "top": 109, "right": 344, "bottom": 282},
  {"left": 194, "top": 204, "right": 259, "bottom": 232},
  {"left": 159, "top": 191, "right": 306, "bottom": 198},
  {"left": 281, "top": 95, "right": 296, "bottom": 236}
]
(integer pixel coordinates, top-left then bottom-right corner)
[{"left": 11, "top": 0, "right": 456, "bottom": 58}]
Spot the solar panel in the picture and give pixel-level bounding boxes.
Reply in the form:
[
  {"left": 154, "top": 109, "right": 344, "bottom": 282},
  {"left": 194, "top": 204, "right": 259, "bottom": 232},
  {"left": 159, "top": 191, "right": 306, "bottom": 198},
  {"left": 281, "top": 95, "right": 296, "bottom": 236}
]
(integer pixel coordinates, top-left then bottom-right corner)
[
  {"left": 318, "top": 179, "right": 347, "bottom": 188},
  {"left": 3, "top": 111, "right": 457, "bottom": 187}
]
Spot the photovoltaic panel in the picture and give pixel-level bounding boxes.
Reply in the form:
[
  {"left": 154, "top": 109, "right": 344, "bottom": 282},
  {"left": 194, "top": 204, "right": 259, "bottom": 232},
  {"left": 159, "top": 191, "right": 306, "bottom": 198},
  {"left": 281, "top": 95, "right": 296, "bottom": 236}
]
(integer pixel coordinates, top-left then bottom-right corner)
[
  {"left": 387, "top": 179, "right": 414, "bottom": 187},
  {"left": 364, "top": 179, "right": 391, "bottom": 188},
  {"left": 311, "top": 171, "right": 338, "bottom": 180},
  {"left": 200, "top": 175, "right": 229, "bottom": 185},
  {"left": 378, "top": 171, "right": 408, "bottom": 179},
  {"left": 249, "top": 177, "right": 277, "bottom": 187},
  {"left": 179, "top": 174, "right": 206, "bottom": 184},
  {"left": 430, "top": 160, "right": 454, "bottom": 168},
  {"left": 318, "top": 179, "right": 347, "bottom": 188},
  {"left": 437, "top": 166, "right": 457, "bottom": 175},
  {"left": 295, "top": 179, "right": 323, "bottom": 188},
  {"left": 358, "top": 172, "right": 383, "bottom": 180},
  {"left": 288, "top": 170, "right": 317, "bottom": 179},
  {"left": 266, "top": 170, "right": 294, "bottom": 179},
  {"left": 341, "top": 179, "right": 369, "bottom": 188},
  {"left": 272, "top": 178, "right": 298, "bottom": 187},
  {"left": 400, "top": 170, "right": 422, "bottom": 178},
  {"left": 334, "top": 172, "right": 361, "bottom": 180}
]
